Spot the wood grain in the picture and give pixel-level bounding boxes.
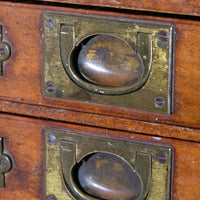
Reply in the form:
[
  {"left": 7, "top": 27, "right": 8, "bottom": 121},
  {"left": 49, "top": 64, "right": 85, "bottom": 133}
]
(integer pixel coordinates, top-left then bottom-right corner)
[
  {"left": 0, "top": 100, "right": 199, "bottom": 142},
  {"left": 0, "top": 2, "right": 199, "bottom": 135},
  {"left": 0, "top": 114, "right": 199, "bottom": 199},
  {"left": 26, "top": 0, "right": 200, "bottom": 17},
  {"left": 0, "top": 2, "right": 199, "bottom": 199}
]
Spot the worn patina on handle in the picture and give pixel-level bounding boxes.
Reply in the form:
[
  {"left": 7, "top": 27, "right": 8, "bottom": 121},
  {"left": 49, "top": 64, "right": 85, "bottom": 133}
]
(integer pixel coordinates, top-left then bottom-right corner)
[
  {"left": 60, "top": 140, "right": 151, "bottom": 200},
  {"left": 60, "top": 25, "right": 152, "bottom": 95}
]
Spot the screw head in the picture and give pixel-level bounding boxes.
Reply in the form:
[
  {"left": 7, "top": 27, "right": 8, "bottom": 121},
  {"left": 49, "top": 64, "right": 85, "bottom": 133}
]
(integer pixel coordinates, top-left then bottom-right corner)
[
  {"left": 46, "top": 82, "right": 56, "bottom": 94},
  {"left": 46, "top": 194, "right": 57, "bottom": 200},
  {"left": 0, "top": 158, "right": 9, "bottom": 168},
  {"left": 0, "top": 42, "right": 11, "bottom": 62},
  {"left": 154, "top": 96, "right": 166, "bottom": 109},
  {"left": 157, "top": 30, "right": 169, "bottom": 42},
  {"left": 47, "top": 134, "right": 57, "bottom": 146},
  {"left": 46, "top": 18, "right": 56, "bottom": 30},
  {"left": 156, "top": 153, "right": 167, "bottom": 164},
  {"left": 0, "top": 156, "right": 11, "bottom": 173}
]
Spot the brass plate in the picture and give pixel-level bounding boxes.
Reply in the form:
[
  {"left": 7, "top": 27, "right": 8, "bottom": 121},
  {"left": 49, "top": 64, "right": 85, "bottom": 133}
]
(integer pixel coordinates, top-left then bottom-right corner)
[
  {"left": 44, "top": 129, "right": 173, "bottom": 200},
  {"left": 42, "top": 12, "right": 174, "bottom": 113}
]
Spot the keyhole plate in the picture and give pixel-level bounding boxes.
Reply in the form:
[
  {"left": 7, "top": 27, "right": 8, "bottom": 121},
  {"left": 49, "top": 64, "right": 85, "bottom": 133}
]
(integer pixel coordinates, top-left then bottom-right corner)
[
  {"left": 42, "top": 12, "right": 174, "bottom": 114},
  {"left": 43, "top": 128, "right": 173, "bottom": 200}
]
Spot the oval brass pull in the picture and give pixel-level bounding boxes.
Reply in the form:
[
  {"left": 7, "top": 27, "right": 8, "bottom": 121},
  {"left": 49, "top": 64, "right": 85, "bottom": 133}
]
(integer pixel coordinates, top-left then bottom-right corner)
[
  {"left": 77, "top": 152, "right": 142, "bottom": 200},
  {"left": 60, "top": 25, "right": 152, "bottom": 95},
  {"left": 60, "top": 141, "right": 151, "bottom": 200},
  {"left": 78, "top": 35, "right": 144, "bottom": 87}
]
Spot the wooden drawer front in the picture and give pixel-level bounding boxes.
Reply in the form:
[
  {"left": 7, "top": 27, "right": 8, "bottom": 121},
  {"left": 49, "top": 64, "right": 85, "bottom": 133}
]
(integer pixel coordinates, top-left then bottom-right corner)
[
  {"left": 0, "top": 2, "right": 199, "bottom": 132},
  {"left": 0, "top": 114, "right": 199, "bottom": 199}
]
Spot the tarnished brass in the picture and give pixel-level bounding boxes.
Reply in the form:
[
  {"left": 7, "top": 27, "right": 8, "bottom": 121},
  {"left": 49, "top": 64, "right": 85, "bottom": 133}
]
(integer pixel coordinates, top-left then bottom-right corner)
[
  {"left": 78, "top": 35, "right": 144, "bottom": 88},
  {"left": 42, "top": 12, "right": 174, "bottom": 113},
  {"left": 0, "top": 138, "right": 12, "bottom": 187},
  {"left": 44, "top": 129, "right": 173, "bottom": 200},
  {"left": 0, "top": 26, "right": 11, "bottom": 76},
  {"left": 77, "top": 152, "right": 142, "bottom": 200}
]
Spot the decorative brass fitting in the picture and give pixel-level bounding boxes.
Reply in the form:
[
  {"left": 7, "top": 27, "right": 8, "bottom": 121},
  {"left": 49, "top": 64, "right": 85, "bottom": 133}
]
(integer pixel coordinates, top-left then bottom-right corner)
[{"left": 42, "top": 13, "right": 174, "bottom": 113}]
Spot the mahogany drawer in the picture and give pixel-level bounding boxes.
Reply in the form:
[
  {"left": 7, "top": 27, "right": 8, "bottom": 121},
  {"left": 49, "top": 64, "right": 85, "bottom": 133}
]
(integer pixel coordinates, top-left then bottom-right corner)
[
  {"left": 0, "top": 114, "right": 199, "bottom": 199},
  {"left": 0, "top": 2, "right": 199, "bottom": 138}
]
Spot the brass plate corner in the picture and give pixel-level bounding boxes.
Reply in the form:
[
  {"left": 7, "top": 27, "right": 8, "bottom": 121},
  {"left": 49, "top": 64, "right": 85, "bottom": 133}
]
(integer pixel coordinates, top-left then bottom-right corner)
[
  {"left": 44, "top": 129, "right": 173, "bottom": 200},
  {"left": 42, "top": 12, "right": 174, "bottom": 114}
]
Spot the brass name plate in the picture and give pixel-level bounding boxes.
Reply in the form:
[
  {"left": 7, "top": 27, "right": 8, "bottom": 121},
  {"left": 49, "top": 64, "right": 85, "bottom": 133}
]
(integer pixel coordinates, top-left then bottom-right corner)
[
  {"left": 42, "top": 12, "right": 174, "bottom": 113},
  {"left": 44, "top": 129, "right": 173, "bottom": 200}
]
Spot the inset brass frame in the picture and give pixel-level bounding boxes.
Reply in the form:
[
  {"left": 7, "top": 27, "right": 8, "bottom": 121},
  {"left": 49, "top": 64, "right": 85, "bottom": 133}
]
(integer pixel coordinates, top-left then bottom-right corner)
[
  {"left": 44, "top": 128, "right": 173, "bottom": 200},
  {"left": 42, "top": 12, "right": 174, "bottom": 113}
]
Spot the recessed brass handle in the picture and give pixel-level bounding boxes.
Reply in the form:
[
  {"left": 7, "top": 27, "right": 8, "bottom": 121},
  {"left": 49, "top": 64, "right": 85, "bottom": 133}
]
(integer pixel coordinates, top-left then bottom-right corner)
[
  {"left": 60, "top": 140, "right": 151, "bottom": 200},
  {"left": 44, "top": 129, "right": 172, "bottom": 200},
  {"left": 43, "top": 13, "right": 174, "bottom": 113},
  {"left": 60, "top": 26, "right": 152, "bottom": 95}
]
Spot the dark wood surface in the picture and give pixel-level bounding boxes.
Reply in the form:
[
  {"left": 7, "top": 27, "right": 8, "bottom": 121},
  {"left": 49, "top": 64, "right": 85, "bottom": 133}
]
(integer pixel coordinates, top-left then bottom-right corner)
[{"left": 0, "top": 114, "right": 199, "bottom": 199}]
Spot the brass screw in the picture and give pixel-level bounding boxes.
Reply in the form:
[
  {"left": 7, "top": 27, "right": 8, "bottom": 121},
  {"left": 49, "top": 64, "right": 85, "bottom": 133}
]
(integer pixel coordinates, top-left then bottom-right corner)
[
  {"left": 46, "top": 194, "right": 57, "bottom": 200},
  {"left": 46, "top": 82, "right": 56, "bottom": 94},
  {"left": 46, "top": 18, "right": 56, "bottom": 30},
  {"left": 156, "top": 153, "right": 167, "bottom": 164},
  {"left": 0, "top": 42, "right": 11, "bottom": 62},
  {"left": 47, "top": 134, "right": 57, "bottom": 146},
  {"left": 0, "top": 156, "right": 11, "bottom": 173},
  {"left": 154, "top": 96, "right": 165, "bottom": 109},
  {"left": 0, "top": 158, "right": 9, "bottom": 168},
  {"left": 157, "top": 30, "right": 169, "bottom": 42}
]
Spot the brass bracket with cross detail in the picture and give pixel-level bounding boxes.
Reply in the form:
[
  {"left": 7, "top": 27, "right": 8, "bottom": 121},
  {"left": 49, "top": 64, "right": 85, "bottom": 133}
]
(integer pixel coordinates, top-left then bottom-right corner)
[
  {"left": 0, "top": 138, "right": 12, "bottom": 187},
  {"left": 0, "top": 26, "right": 11, "bottom": 76}
]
